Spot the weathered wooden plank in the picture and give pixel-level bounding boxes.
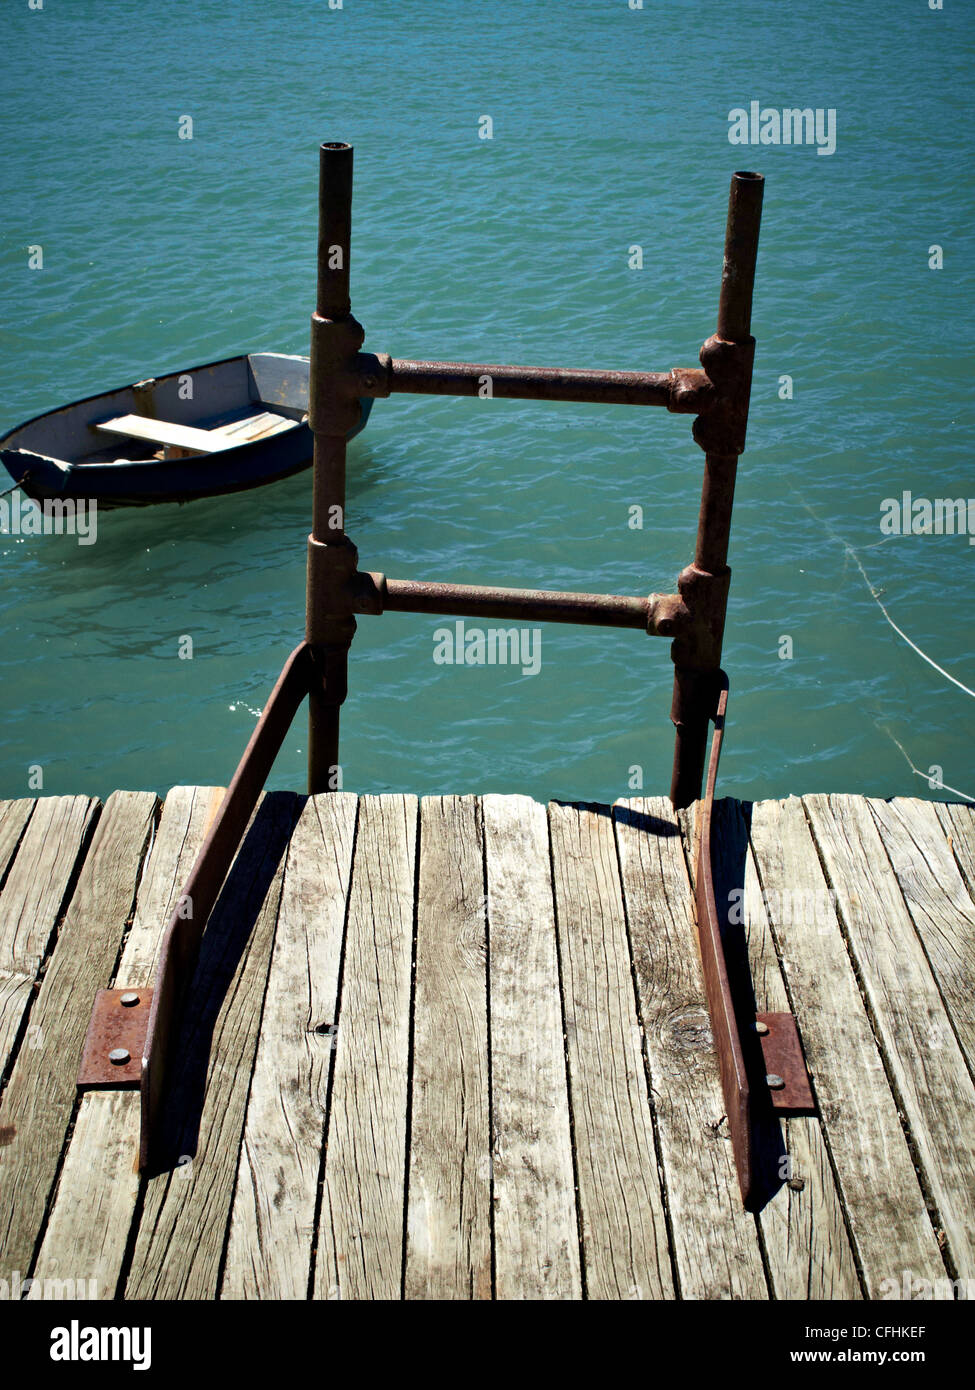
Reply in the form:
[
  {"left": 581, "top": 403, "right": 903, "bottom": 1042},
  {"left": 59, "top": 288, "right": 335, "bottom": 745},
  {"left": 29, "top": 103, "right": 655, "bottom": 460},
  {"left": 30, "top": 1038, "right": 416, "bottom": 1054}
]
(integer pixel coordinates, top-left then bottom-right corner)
[
  {"left": 804, "top": 793, "right": 975, "bottom": 1284},
  {"left": 614, "top": 798, "right": 763, "bottom": 1300},
  {"left": 125, "top": 792, "right": 301, "bottom": 1299},
  {"left": 315, "top": 795, "right": 417, "bottom": 1302},
  {"left": 871, "top": 798, "right": 975, "bottom": 1077},
  {"left": 0, "top": 798, "right": 34, "bottom": 883},
  {"left": 0, "top": 792, "right": 157, "bottom": 1280},
  {"left": 222, "top": 792, "right": 358, "bottom": 1299},
  {"left": 0, "top": 975, "right": 32, "bottom": 1094},
  {"left": 0, "top": 795, "right": 99, "bottom": 1080},
  {"left": 25, "top": 1092, "right": 141, "bottom": 1302},
  {"left": 0, "top": 795, "right": 99, "bottom": 976},
  {"left": 0, "top": 797, "right": 40, "bottom": 1105},
  {"left": 482, "top": 794, "right": 581, "bottom": 1300},
  {"left": 935, "top": 801, "right": 975, "bottom": 901},
  {"left": 749, "top": 797, "right": 950, "bottom": 1297},
  {"left": 549, "top": 801, "right": 674, "bottom": 1300},
  {"left": 405, "top": 796, "right": 491, "bottom": 1300},
  {"left": 692, "top": 798, "right": 861, "bottom": 1300},
  {"left": 0, "top": 806, "right": 39, "bottom": 1106},
  {"left": 122, "top": 785, "right": 227, "bottom": 983},
  {"left": 29, "top": 786, "right": 225, "bottom": 1298}
]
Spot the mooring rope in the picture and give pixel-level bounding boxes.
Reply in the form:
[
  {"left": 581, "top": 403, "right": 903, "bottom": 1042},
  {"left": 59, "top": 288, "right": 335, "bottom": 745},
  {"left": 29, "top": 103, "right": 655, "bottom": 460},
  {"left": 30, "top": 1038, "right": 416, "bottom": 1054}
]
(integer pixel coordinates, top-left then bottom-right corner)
[
  {"left": 843, "top": 544, "right": 975, "bottom": 702},
  {"left": 784, "top": 487, "right": 974, "bottom": 798},
  {"left": 794, "top": 491, "right": 975, "bottom": 702},
  {"left": 0, "top": 472, "right": 27, "bottom": 499},
  {"left": 879, "top": 725, "right": 974, "bottom": 805}
]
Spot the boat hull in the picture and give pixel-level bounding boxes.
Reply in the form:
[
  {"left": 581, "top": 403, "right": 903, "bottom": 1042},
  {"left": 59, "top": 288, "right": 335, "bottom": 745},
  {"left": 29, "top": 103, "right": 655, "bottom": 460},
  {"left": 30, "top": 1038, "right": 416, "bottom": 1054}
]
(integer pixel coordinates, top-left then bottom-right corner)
[{"left": 0, "top": 353, "right": 373, "bottom": 508}]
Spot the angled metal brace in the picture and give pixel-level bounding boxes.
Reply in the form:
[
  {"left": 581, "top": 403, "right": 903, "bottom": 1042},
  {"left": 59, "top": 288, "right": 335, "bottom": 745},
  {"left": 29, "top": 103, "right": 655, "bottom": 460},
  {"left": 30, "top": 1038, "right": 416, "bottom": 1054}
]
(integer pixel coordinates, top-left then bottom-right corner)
[
  {"left": 693, "top": 675, "right": 815, "bottom": 1207},
  {"left": 78, "top": 643, "right": 314, "bottom": 1167}
]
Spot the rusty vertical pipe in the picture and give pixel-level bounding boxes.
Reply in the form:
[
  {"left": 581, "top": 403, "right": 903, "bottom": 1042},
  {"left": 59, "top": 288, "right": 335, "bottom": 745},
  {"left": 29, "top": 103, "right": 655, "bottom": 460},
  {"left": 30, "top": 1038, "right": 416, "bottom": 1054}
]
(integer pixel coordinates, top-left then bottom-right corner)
[
  {"left": 693, "top": 452, "right": 738, "bottom": 575},
  {"left": 307, "top": 141, "right": 362, "bottom": 793},
  {"left": 312, "top": 435, "right": 348, "bottom": 544},
  {"left": 716, "top": 171, "right": 764, "bottom": 343},
  {"left": 316, "top": 141, "right": 353, "bottom": 320},
  {"left": 698, "top": 170, "right": 763, "bottom": 577},
  {"left": 669, "top": 172, "right": 763, "bottom": 810}
]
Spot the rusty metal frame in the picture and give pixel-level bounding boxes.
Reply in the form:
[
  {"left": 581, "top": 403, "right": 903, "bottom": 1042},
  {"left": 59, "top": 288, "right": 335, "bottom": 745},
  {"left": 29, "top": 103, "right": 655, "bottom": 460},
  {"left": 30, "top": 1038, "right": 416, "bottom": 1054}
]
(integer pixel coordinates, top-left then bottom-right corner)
[
  {"left": 77, "top": 142, "right": 815, "bottom": 1205},
  {"left": 299, "top": 155, "right": 767, "bottom": 807}
]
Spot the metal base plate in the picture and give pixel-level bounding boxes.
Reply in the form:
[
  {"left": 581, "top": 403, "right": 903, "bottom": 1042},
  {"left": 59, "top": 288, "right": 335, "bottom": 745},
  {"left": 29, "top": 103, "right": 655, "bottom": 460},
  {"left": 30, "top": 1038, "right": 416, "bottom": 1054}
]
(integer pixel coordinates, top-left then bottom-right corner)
[
  {"left": 77, "top": 988, "right": 152, "bottom": 1088},
  {"left": 757, "top": 1011, "right": 816, "bottom": 1113}
]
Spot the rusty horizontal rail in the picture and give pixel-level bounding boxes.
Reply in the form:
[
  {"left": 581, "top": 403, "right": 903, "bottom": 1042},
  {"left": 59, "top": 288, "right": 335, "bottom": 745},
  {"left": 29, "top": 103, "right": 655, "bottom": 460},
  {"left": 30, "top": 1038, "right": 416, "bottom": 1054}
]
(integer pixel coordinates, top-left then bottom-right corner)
[
  {"left": 359, "top": 574, "right": 687, "bottom": 634},
  {"left": 355, "top": 353, "right": 716, "bottom": 413}
]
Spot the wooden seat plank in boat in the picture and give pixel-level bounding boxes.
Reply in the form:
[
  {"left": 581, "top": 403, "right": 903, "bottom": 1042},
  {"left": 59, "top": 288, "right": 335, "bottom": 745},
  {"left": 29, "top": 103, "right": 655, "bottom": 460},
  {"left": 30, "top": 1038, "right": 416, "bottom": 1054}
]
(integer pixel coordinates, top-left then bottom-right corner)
[
  {"left": 95, "top": 411, "right": 300, "bottom": 460},
  {"left": 218, "top": 410, "right": 300, "bottom": 443},
  {"left": 95, "top": 415, "right": 241, "bottom": 454}
]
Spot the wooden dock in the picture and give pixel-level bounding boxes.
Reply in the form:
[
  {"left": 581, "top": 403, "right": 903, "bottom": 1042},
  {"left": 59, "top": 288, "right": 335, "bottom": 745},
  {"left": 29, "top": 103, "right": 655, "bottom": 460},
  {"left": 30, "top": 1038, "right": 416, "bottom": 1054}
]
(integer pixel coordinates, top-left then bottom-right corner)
[{"left": 0, "top": 787, "right": 973, "bottom": 1301}]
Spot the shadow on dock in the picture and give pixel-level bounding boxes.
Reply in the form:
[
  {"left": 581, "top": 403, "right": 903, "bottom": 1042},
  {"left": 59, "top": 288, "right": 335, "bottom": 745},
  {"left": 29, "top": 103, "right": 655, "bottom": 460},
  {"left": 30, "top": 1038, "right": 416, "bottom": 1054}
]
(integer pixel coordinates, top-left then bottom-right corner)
[{"left": 707, "top": 799, "right": 791, "bottom": 1211}]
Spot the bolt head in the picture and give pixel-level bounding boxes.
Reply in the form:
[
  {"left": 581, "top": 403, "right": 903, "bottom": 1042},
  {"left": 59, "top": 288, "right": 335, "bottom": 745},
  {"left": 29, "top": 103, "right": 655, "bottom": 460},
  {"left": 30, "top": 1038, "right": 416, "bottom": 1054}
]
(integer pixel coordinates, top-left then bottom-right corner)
[
  {"left": 755, "top": 1020, "right": 769, "bottom": 1035},
  {"left": 109, "top": 1048, "right": 131, "bottom": 1065},
  {"left": 120, "top": 992, "right": 140, "bottom": 1007},
  {"left": 766, "top": 1073, "right": 785, "bottom": 1090}
]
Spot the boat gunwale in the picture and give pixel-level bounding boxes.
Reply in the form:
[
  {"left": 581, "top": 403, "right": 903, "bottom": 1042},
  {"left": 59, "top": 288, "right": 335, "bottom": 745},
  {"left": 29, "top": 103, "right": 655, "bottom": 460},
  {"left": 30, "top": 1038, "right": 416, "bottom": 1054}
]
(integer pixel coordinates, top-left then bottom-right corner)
[{"left": 0, "top": 352, "right": 260, "bottom": 452}]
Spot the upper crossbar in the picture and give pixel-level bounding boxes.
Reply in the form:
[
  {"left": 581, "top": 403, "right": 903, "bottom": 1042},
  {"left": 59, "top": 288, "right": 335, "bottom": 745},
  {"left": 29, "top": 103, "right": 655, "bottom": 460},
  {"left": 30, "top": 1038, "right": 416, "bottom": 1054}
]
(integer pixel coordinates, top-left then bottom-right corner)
[{"left": 353, "top": 354, "right": 716, "bottom": 412}]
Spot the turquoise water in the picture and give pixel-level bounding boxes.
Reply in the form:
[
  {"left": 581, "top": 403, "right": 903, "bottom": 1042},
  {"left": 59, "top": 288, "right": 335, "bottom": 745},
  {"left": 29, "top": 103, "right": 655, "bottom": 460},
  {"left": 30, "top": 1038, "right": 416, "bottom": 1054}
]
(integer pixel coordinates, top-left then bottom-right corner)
[{"left": 1, "top": 0, "right": 973, "bottom": 805}]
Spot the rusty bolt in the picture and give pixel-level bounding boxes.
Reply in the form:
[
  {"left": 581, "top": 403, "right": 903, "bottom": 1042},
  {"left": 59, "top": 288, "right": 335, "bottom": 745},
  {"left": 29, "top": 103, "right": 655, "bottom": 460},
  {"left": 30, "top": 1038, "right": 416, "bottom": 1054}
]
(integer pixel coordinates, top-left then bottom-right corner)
[
  {"left": 647, "top": 592, "right": 689, "bottom": 639},
  {"left": 766, "top": 1073, "right": 785, "bottom": 1090}
]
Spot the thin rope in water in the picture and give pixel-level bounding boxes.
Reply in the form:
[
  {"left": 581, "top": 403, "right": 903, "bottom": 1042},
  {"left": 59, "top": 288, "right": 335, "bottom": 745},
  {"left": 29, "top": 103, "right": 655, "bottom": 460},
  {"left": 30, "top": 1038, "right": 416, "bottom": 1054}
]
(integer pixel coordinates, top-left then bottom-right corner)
[
  {"left": 844, "top": 544, "right": 975, "bottom": 702},
  {"left": 794, "top": 491, "right": 975, "bottom": 702},
  {"left": 879, "top": 725, "right": 974, "bottom": 805}
]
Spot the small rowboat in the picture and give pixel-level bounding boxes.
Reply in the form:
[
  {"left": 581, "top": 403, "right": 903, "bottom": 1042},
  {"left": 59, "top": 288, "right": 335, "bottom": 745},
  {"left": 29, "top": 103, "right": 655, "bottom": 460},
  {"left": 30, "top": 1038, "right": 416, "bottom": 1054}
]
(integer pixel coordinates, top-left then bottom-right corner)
[{"left": 0, "top": 352, "right": 373, "bottom": 508}]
